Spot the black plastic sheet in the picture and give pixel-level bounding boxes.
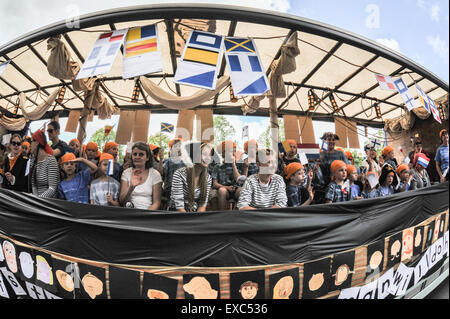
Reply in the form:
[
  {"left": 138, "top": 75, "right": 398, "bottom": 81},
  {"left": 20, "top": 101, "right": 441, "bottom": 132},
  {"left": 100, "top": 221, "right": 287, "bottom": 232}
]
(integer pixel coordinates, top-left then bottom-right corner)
[{"left": 0, "top": 182, "right": 448, "bottom": 267}]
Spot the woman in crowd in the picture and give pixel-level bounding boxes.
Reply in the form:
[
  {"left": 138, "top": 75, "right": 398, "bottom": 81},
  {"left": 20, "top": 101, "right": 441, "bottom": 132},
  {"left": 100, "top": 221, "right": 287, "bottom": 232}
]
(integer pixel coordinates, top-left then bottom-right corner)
[
  {"left": 2, "top": 134, "right": 29, "bottom": 192},
  {"left": 120, "top": 142, "right": 162, "bottom": 210},
  {"left": 30, "top": 130, "right": 60, "bottom": 198},
  {"left": 410, "top": 153, "right": 431, "bottom": 190},
  {"left": 435, "top": 129, "right": 449, "bottom": 182},
  {"left": 237, "top": 148, "right": 287, "bottom": 210},
  {"left": 170, "top": 142, "right": 213, "bottom": 212}
]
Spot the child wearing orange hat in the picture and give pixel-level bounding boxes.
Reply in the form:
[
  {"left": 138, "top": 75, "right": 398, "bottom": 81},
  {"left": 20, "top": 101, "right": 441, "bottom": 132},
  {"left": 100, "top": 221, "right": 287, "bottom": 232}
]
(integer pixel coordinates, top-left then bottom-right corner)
[
  {"left": 324, "top": 160, "right": 348, "bottom": 203},
  {"left": 102, "top": 141, "right": 121, "bottom": 181},
  {"left": 277, "top": 139, "right": 300, "bottom": 177},
  {"left": 85, "top": 142, "right": 101, "bottom": 165},
  {"left": 90, "top": 153, "right": 120, "bottom": 206},
  {"left": 346, "top": 164, "right": 361, "bottom": 200},
  {"left": 395, "top": 164, "right": 412, "bottom": 193},
  {"left": 57, "top": 152, "right": 97, "bottom": 203},
  {"left": 21, "top": 141, "right": 30, "bottom": 159},
  {"left": 285, "top": 162, "right": 314, "bottom": 207},
  {"left": 381, "top": 145, "right": 398, "bottom": 171}
]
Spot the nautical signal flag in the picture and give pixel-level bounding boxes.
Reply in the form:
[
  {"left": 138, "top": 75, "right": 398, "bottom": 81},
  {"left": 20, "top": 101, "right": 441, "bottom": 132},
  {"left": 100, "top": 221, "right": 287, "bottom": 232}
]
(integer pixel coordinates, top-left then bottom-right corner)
[
  {"left": 393, "top": 78, "right": 417, "bottom": 111},
  {"left": 76, "top": 29, "right": 128, "bottom": 80},
  {"left": 224, "top": 37, "right": 269, "bottom": 96},
  {"left": 160, "top": 122, "right": 174, "bottom": 133},
  {"left": 416, "top": 84, "right": 441, "bottom": 123},
  {"left": 122, "top": 24, "right": 163, "bottom": 79},
  {"left": 375, "top": 74, "right": 396, "bottom": 91},
  {"left": 104, "top": 125, "right": 114, "bottom": 137},
  {"left": 106, "top": 159, "right": 114, "bottom": 176},
  {"left": 174, "top": 30, "right": 224, "bottom": 90}
]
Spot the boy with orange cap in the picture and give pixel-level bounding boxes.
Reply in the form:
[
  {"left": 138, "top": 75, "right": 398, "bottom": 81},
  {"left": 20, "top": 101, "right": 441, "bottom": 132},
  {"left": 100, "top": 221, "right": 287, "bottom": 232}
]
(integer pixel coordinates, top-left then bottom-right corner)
[
  {"left": 324, "top": 160, "right": 348, "bottom": 203},
  {"left": 285, "top": 162, "right": 314, "bottom": 207},
  {"left": 395, "top": 164, "right": 412, "bottom": 193},
  {"left": 277, "top": 139, "right": 300, "bottom": 177},
  {"left": 57, "top": 152, "right": 97, "bottom": 203},
  {"left": 346, "top": 164, "right": 361, "bottom": 200},
  {"left": 90, "top": 153, "right": 120, "bottom": 206},
  {"left": 381, "top": 145, "right": 398, "bottom": 171},
  {"left": 85, "top": 142, "right": 101, "bottom": 165},
  {"left": 103, "top": 141, "right": 121, "bottom": 181}
]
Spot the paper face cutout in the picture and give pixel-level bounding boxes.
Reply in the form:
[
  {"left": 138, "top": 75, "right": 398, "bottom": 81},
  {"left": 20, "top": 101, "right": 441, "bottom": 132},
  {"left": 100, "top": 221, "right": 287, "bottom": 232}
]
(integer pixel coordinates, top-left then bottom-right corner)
[
  {"left": 183, "top": 275, "right": 219, "bottom": 299},
  {"left": 143, "top": 272, "right": 179, "bottom": 299},
  {"left": 52, "top": 258, "right": 79, "bottom": 299},
  {"left": 56, "top": 270, "right": 75, "bottom": 292},
  {"left": 18, "top": 248, "right": 35, "bottom": 281},
  {"left": 82, "top": 273, "right": 103, "bottom": 299},
  {"left": 303, "top": 257, "right": 331, "bottom": 299},
  {"left": 2, "top": 240, "right": 18, "bottom": 273},
  {"left": 331, "top": 250, "right": 355, "bottom": 291},
  {"left": 269, "top": 268, "right": 299, "bottom": 299},
  {"left": 35, "top": 255, "right": 53, "bottom": 285},
  {"left": 366, "top": 238, "right": 385, "bottom": 280},
  {"left": 401, "top": 228, "right": 414, "bottom": 262},
  {"left": 78, "top": 263, "right": 107, "bottom": 299},
  {"left": 229, "top": 270, "right": 265, "bottom": 299}
]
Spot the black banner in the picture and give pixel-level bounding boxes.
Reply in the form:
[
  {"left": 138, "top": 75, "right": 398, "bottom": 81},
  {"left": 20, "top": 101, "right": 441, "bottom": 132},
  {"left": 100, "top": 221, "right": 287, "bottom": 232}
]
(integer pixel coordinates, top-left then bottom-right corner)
[{"left": 0, "top": 182, "right": 448, "bottom": 267}]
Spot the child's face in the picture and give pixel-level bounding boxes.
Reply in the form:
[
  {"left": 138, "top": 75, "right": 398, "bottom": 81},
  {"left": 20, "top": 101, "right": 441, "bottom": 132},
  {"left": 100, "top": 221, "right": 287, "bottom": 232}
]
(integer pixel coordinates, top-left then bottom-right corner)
[
  {"left": 387, "top": 151, "right": 394, "bottom": 159},
  {"left": 21, "top": 144, "right": 29, "bottom": 156},
  {"left": 107, "top": 147, "right": 119, "bottom": 158},
  {"left": 99, "top": 160, "right": 109, "bottom": 175},
  {"left": 86, "top": 149, "right": 97, "bottom": 159},
  {"left": 291, "top": 169, "right": 306, "bottom": 184},
  {"left": 335, "top": 167, "right": 347, "bottom": 181},
  {"left": 400, "top": 170, "right": 409, "bottom": 181},
  {"left": 288, "top": 143, "right": 297, "bottom": 157},
  {"left": 69, "top": 141, "right": 80, "bottom": 153},
  {"left": 349, "top": 171, "right": 358, "bottom": 182},
  {"left": 385, "top": 175, "right": 393, "bottom": 185},
  {"left": 62, "top": 161, "right": 76, "bottom": 176}
]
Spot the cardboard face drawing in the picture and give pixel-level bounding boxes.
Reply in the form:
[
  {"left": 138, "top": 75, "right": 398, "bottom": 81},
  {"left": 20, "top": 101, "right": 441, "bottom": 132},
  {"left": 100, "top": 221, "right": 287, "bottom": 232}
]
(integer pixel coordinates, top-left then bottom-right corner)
[
  {"left": 401, "top": 228, "right": 414, "bottom": 262},
  {"left": 19, "top": 251, "right": 35, "bottom": 279},
  {"left": 56, "top": 270, "right": 75, "bottom": 292},
  {"left": 2, "top": 240, "right": 18, "bottom": 273},
  {"left": 331, "top": 250, "right": 355, "bottom": 291},
  {"left": 413, "top": 226, "right": 424, "bottom": 256},
  {"left": 143, "top": 272, "right": 178, "bottom": 299},
  {"left": 239, "top": 281, "right": 258, "bottom": 299},
  {"left": 183, "top": 276, "right": 218, "bottom": 299},
  {"left": 82, "top": 272, "right": 103, "bottom": 299},
  {"left": 147, "top": 289, "right": 169, "bottom": 299},
  {"left": 273, "top": 276, "right": 294, "bottom": 299},
  {"left": 36, "top": 255, "right": 53, "bottom": 285},
  {"left": 386, "top": 233, "right": 402, "bottom": 268}
]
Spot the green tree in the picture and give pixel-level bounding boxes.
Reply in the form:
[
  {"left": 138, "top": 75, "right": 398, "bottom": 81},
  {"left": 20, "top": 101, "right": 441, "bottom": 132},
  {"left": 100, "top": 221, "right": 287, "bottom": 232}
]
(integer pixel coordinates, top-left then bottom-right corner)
[
  {"left": 257, "top": 119, "right": 285, "bottom": 149},
  {"left": 89, "top": 128, "right": 125, "bottom": 163},
  {"left": 213, "top": 115, "right": 236, "bottom": 146},
  {"left": 148, "top": 133, "right": 171, "bottom": 157}
]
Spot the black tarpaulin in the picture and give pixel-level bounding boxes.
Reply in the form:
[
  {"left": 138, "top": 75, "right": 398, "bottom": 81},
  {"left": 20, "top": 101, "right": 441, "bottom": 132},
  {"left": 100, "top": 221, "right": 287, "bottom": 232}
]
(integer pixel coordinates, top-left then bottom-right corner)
[{"left": 0, "top": 182, "right": 448, "bottom": 267}]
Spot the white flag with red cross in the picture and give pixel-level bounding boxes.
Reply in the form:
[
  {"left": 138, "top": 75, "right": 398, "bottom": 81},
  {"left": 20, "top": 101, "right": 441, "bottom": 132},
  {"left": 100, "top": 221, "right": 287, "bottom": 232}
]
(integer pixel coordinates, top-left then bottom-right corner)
[{"left": 375, "top": 74, "right": 396, "bottom": 91}]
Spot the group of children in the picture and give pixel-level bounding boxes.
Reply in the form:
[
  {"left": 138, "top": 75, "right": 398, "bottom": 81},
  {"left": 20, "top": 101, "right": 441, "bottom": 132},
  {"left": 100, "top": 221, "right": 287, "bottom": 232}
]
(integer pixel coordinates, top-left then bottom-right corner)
[{"left": 0, "top": 124, "right": 448, "bottom": 211}]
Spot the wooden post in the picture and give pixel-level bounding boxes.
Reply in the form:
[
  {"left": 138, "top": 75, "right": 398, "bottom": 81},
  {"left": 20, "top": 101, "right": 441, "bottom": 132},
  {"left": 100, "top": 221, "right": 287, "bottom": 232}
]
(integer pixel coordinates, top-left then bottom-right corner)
[
  {"left": 77, "top": 85, "right": 96, "bottom": 144},
  {"left": 269, "top": 96, "right": 279, "bottom": 151}
]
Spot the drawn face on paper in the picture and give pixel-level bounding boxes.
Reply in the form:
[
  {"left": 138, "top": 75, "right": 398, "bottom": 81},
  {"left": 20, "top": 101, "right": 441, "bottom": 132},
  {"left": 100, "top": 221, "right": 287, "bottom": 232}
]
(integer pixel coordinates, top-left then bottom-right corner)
[
  {"left": 415, "top": 229, "right": 422, "bottom": 248},
  {"left": 56, "top": 270, "right": 75, "bottom": 292},
  {"left": 308, "top": 273, "right": 324, "bottom": 292},
  {"left": 334, "top": 264, "right": 350, "bottom": 286},
  {"left": 390, "top": 240, "right": 401, "bottom": 260},
  {"left": 147, "top": 289, "right": 169, "bottom": 299},
  {"left": 183, "top": 276, "right": 218, "bottom": 299},
  {"left": 19, "top": 251, "right": 34, "bottom": 279},
  {"left": 239, "top": 281, "right": 258, "bottom": 299},
  {"left": 402, "top": 230, "right": 414, "bottom": 258},
  {"left": 36, "top": 255, "right": 53, "bottom": 284},
  {"left": 273, "top": 276, "right": 294, "bottom": 299},
  {"left": 82, "top": 273, "right": 103, "bottom": 299},
  {"left": 369, "top": 251, "right": 383, "bottom": 270},
  {"left": 2, "top": 241, "right": 18, "bottom": 273}
]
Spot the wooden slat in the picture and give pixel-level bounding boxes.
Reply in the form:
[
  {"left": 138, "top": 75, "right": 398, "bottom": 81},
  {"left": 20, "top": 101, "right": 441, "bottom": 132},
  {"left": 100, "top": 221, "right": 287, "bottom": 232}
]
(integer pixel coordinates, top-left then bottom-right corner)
[
  {"left": 298, "top": 116, "right": 316, "bottom": 143},
  {"left": 334, "top": 118, "right": 348, "bottom": 148},
  {"left": 64, "top": 110, "right": 80, "bottom": 133},
  {"left": 115, "top": 110, "right": 136, "bottom": 145},
  {"left": 132, "top": 110, "right": 151, "bottom": 143},
  {"left": 283, "top": 115, "right": 300, "bottom": 143},
  {"left": 175, "top": 109, "right": 195, "bottom": 141}
]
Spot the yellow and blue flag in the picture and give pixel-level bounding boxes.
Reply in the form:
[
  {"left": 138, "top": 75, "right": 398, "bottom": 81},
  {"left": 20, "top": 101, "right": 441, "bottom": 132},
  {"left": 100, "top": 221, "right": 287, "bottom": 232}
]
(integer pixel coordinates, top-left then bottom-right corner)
[{"left": 161, "top": 122, "right": 174, "bottom": 133}]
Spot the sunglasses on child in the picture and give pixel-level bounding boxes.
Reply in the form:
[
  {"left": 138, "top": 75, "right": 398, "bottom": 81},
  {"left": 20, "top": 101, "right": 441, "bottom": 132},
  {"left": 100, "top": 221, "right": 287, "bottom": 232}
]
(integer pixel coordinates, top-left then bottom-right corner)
[{"left": 47, "top": 129, "right": 55, "bottom": 133}]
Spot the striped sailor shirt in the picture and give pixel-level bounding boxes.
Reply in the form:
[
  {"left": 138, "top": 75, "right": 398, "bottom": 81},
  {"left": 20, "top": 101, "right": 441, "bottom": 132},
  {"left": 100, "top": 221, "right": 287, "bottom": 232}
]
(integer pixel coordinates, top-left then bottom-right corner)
[
  {"left": 237, "top": 174, "right": 287, "bottom": 210},
  {"left": 30, "top": 155, "right": 60, "bottom": 198}
]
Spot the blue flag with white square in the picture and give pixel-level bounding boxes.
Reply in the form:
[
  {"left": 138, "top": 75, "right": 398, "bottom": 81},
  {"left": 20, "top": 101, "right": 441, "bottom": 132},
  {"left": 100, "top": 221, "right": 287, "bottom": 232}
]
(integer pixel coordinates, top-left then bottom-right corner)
[
  {"left": 224, "top": 37, "right": 270, "bottom": 96},
  {"left": 174, "top": 30, "right": 224, "bottom": 90}
]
